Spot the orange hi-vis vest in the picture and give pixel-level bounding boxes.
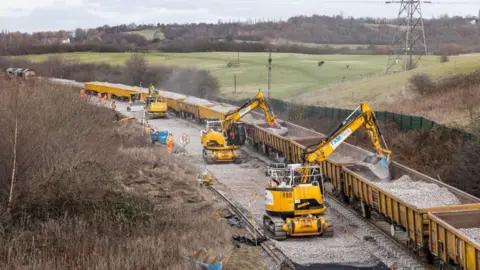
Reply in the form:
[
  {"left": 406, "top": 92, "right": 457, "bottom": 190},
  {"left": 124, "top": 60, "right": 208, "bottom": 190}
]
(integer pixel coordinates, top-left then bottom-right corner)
[{"left": 166, "top": 135, "right": 174, "bottom": 153}]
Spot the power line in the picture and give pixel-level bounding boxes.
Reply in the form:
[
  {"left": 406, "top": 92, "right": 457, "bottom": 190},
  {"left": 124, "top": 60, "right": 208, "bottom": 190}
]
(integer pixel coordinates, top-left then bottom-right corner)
[
  {"left": 386, "top": 0, "right": 429, "bottom": 73},
  {"left": 264, "top": 48, "right": 278, "bottom": 99}
]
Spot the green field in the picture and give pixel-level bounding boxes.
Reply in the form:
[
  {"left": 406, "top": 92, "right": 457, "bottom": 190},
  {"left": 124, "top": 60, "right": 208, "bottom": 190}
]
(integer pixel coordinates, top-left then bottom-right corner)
[
  {"left": 126, "top": 29, "right": 165, "bottom": 40},
  {"left": 20, "top": 52, "right": 480, "bottom": 104},
  {"left": 293, "top": 54, "right": 480, "bottom": 108}
]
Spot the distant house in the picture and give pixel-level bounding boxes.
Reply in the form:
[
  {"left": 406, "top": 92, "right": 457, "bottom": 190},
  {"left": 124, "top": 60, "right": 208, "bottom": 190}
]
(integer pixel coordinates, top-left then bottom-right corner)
[{"left": 40, "top": 37, "right": 71, "bottom": 45}]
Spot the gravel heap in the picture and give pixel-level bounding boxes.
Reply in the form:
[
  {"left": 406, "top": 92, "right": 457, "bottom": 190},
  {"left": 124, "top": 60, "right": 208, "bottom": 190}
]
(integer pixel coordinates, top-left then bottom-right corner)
[
  {"left": 374, "top": 175, "right": 461, "bottom": 209},
  {"left": 328, "top": 152, "right": 360, "bottom": 163},
  {"left": 459, "top": 228, "right": 480, "bottom": 244},
  {"left": 181, "top": 96, "right": 214, "bottom": 105}
]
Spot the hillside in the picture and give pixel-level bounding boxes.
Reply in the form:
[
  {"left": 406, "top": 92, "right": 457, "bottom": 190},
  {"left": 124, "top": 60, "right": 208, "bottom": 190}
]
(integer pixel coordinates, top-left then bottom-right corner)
[{"left": 2, "top": 15, "right": 480, "bottom": 56}]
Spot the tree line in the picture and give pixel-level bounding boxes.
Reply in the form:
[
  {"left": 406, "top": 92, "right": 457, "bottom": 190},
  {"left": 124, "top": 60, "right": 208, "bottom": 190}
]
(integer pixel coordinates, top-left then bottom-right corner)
[{"left": 1, "top": 14, "right": 479, "bottom": 56}]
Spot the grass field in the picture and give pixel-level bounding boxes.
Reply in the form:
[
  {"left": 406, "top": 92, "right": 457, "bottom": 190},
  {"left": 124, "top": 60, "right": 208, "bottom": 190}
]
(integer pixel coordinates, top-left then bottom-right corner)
[
  {"left": 126, "top": 29, "right": 165, "bottom": 40},
  {"left": 20, "top": 52, "right": 438, "bottom": 99},
  {"left": 293, "top": 54, "right": 480, "bottom": 108},
  {"left": 20, "top": 52, "right": 480, "bottom": 109}
]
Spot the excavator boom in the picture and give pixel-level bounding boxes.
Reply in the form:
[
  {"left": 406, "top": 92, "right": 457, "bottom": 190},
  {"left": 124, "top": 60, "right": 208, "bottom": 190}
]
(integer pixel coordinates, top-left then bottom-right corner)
[
  {"left": 223, "top": 91, "right": 279, "bottom": 130},
  {"left": 302, "top": 102, "right": 391, "bottom": 179}
]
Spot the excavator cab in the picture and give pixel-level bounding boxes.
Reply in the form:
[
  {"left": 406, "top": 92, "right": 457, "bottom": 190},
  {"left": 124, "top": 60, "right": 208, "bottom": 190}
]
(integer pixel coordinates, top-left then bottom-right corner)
[{"left": 226, "top": 122, "right": 246, "bottom": 146}]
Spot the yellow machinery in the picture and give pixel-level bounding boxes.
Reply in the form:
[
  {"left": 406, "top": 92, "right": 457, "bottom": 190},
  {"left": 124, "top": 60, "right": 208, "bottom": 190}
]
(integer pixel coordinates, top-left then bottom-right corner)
[
  {"left": 263, "top": 102, "right": 392, "bottom": 240},
  {"left": 144, "top": 85, "right": 167, "bottom": 119},
  {"left": 200, "top": 90, "right": 286, "bottom": 164}
]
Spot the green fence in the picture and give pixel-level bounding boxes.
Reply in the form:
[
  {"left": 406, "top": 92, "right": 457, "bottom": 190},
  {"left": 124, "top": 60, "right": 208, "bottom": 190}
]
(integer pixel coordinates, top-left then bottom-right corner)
[{"left": 214, "top": 97, "right": 474, "bottom": 139}]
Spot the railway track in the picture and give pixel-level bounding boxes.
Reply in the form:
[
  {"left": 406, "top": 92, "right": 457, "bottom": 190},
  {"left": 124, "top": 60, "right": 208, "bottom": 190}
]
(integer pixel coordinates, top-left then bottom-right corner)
[
  {"left": 208, "top": 186, "right": 295, "bottom": 270},
  {"left": 324, "top": 192, "right": 427, "bottom": 270}
]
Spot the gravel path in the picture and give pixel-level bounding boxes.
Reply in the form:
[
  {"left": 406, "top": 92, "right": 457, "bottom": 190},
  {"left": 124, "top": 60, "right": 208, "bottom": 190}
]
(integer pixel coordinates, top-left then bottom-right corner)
[{"left": 113, "top": 103, "right": 404, "bottom": 268}]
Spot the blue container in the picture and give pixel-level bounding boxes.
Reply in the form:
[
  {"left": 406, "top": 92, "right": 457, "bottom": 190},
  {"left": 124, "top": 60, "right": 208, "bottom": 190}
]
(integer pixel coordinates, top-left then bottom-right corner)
[
  {"left": 184, "top": 257, "right": 222, "bottom": 270},
  {"left": 151, "top": 131, "right": 168, "bottom": 144}
]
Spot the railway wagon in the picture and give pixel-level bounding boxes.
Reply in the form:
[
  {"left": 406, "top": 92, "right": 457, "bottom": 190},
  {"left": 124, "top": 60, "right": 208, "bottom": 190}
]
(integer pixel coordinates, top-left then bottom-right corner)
[
  {"left": 428, "top": 209, "right": 480, "bottom": 269},
  {"left": 177, "top": 96, "right": 215, "bottom": 120},
  {"left": 198, "top": 103, "right": 238, "bottom": 122},
  {"left": 157, "top": 90, "right": 186, "bottom": 113},
  {"left": 244, "top": 120, "right": 331, "bottom": 163},
  {"left": 84, "top": 82, "right": 146, "bottom": 101},
  {"left": 244, "top": 120, "right": 361, "bottom": 189},
  {"left": 340, "top": 162, "right": 480, "bottom": 257}
]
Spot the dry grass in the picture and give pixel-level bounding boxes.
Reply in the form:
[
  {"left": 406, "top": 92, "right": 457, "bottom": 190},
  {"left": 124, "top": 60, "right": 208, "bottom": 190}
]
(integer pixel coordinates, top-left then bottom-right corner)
[
  {"left": 0, "top": 79, "right": 237, "bottom": 269},
  {"left": 377, "top": 87, "right": 480, "bottom": 127}
]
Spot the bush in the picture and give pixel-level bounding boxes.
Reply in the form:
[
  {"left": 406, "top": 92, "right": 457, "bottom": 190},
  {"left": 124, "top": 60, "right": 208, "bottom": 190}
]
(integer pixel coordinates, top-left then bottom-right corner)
[
  {"left": 409, "top": 73, "right": 436, "bottom": 95},
  {"left": 440, "top": 55, "right": 450, "bottom": 63}
]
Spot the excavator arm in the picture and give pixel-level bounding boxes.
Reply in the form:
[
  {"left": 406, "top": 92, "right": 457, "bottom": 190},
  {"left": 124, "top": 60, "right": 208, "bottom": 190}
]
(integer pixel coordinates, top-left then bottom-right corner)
[
  {"left": 300, "top": 102, "right": 391, "bottom": 179},
  {"left": 222, "top": 90, "right": 279, "bottom": 131}
]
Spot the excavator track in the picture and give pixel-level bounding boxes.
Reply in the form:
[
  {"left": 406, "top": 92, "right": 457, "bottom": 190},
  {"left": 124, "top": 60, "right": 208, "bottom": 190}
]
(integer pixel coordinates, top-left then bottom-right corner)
[
  {"left": 263, "top": 215, "right": 287, "bottom": 241},
  {"left": 202, "top": 149, "right": 215, "bottom": 164},
  {"left": 323, "top": 225, "right": 334, "bottom": 237}
]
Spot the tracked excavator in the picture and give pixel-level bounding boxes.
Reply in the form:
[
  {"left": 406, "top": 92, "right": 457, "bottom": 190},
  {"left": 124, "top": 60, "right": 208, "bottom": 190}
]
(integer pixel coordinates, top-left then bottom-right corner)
[
  {"left": 263, "top": 102, "right": 392, "bottom": 240},
  {"left": 144, "top": 85, "right": 167, "bottom": 119},
  {"left": 200, "top": 90, "right": 287, "bottom": 164}
]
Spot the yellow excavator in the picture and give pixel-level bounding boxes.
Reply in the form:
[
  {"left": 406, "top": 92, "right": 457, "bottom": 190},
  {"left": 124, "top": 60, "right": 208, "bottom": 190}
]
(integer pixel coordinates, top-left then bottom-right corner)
[
  {"left": 263, "top": 102, "right": 392, "bottom": 240},
  {"left": 200, "top": 90, "right": 287, "bottom": 164},
  {"left": 144, "top": 84, "right": 167, "bottom": 119}
]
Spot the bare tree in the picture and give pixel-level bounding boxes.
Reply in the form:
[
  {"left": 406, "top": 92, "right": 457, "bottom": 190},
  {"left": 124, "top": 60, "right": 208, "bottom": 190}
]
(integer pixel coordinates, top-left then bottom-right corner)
[{"left": 125, "top": 54, "right": 148, "bottom": 86}]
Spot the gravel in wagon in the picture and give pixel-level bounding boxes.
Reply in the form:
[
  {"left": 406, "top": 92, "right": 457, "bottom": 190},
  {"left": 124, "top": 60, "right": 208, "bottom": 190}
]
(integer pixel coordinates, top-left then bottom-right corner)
[
  {"left": 459, "top": 228, "right": 480, "bottom": 244},
  {"left": 374, "top": 175, "right": 461, "bottom": 209}
]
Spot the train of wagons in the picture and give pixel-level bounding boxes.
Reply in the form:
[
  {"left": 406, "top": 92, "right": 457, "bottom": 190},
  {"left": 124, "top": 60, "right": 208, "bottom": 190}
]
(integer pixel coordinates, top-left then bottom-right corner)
[{"left": 83, "top": 81, "right": 480, "bottom": 270}]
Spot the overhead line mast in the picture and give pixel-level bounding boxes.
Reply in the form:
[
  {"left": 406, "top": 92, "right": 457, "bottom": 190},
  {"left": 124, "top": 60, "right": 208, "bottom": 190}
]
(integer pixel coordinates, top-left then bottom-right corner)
[{"left": 385, "top": 0, "right": 431, "bottom": 73}]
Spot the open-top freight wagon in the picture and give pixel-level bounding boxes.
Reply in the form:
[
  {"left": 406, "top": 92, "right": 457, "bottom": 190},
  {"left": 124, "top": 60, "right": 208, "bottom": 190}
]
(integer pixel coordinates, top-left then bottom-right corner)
[
  {"left": 428, "top": 209, "right": 480, "bottom": 269},
  {"left": 177, "top": 96, "right": 216, "bottom": 120},
  {"left": 156, "top": 90, "right": 186, "bottom": 113},
  {"left": 198, "top": 103, "right": 238, "bottom": 123},
  {"left": 84, "top": 82, "right": 148, "bottom": 101}
]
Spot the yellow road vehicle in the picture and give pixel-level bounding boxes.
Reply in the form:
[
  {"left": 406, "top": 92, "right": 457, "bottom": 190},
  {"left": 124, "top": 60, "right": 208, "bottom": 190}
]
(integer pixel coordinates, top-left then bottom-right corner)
[
  {"left": 200, "top": 90, "right": 286, "bottom": 164},
  {"left": 263, "top": 102, "right": 392, "bottom": 240}
]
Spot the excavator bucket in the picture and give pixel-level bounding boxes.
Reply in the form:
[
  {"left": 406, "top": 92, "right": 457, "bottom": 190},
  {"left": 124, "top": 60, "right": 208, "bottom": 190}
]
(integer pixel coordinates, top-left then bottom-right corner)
[
  {"left": 362, "top": 155, "right": 391, "bottom": 180},
  {"left": 379, "top": 156, "right": 389, "bottom": 168},
  {"left": 265, "top": 125, "right": 289, "bottom": 136}
]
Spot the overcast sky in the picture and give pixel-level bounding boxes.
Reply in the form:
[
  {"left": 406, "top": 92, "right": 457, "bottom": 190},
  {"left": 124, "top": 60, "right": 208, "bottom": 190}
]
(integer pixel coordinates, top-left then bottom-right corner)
[{"left": 1, "top": 0, "right": 480, "bottom": 33}]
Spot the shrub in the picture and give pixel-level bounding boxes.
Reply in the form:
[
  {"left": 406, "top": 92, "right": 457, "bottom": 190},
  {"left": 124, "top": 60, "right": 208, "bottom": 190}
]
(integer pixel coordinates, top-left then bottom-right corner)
[
  {"left": 440, "top": 55, "right": 450, "bottom": 63},
  {"left": 409, "top": 73, "right": 436, "bottom": 95}
]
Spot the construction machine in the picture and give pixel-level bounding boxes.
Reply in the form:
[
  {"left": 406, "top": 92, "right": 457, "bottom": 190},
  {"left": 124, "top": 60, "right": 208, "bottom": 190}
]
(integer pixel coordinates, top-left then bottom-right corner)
[
  {"left": 263, "top": 102, "right": 392, "bottom": 240},
  {"left": 200, "top": 90, "right": 287, "bottom": 164},
  {"left": 144, "top": 85, "right": 167, "bottom": 119}
]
